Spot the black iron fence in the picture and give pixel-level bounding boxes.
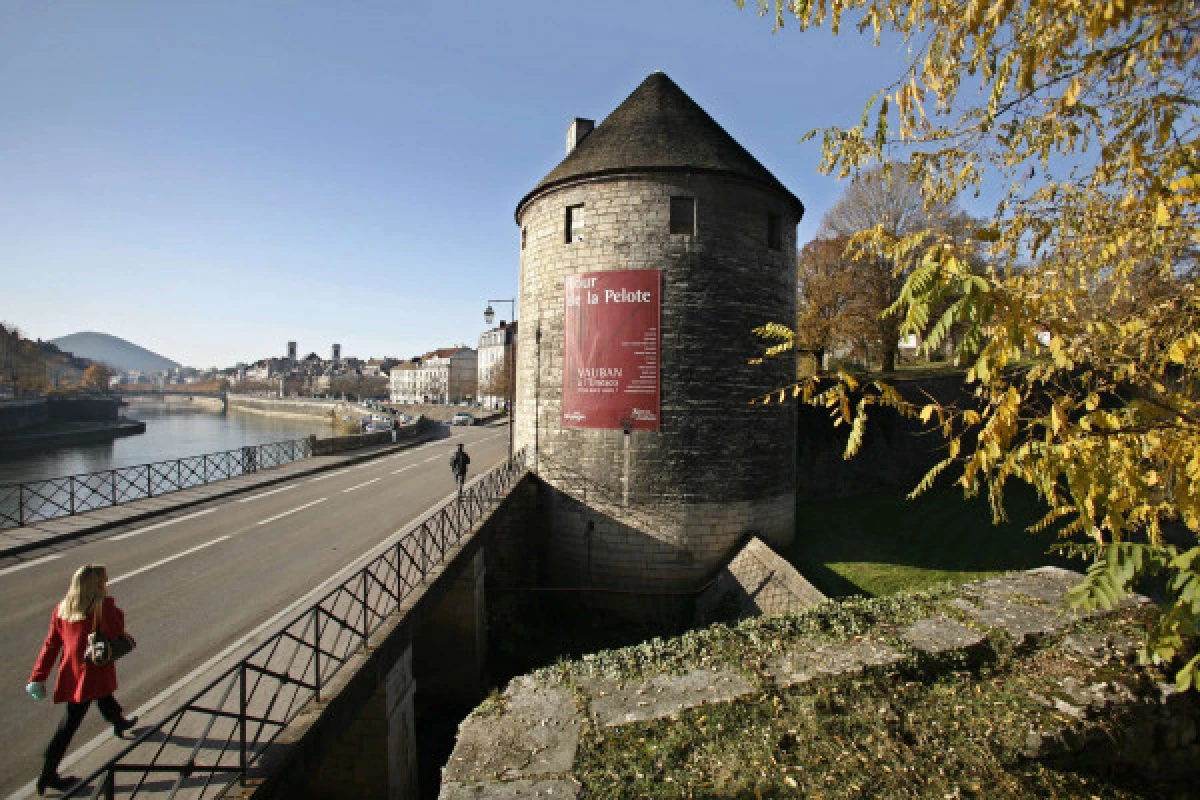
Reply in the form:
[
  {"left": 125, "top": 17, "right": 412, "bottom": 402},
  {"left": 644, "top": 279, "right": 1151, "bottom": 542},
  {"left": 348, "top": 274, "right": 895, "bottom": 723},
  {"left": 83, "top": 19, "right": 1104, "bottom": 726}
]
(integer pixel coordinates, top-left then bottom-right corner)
[
  {"left": 0, "top": 438, "right": 315, "bottom": 529},
  {"left": 63, "top": 449, "right": 527, "bottom": 799}
]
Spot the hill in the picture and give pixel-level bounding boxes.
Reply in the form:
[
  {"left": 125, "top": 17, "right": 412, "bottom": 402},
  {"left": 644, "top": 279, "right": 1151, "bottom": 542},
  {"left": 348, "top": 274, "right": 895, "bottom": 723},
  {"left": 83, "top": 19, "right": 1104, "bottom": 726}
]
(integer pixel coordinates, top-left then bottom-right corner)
[{"left": 50, "top": 332, "right": 180, "bottom": 373}]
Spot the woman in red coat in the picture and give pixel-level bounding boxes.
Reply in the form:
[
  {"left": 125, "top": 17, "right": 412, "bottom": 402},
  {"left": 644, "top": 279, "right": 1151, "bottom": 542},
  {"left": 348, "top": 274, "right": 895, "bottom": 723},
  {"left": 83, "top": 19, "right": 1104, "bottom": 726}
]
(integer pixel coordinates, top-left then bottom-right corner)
[{"left": 27, "top": 564, "right": 137, "bottom": 796}]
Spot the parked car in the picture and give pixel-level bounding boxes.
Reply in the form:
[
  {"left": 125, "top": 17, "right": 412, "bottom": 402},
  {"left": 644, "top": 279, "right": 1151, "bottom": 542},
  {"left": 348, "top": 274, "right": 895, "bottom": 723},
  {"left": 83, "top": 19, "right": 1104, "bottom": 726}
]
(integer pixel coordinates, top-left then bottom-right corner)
[{"left": 450, "top": 412, "right": 474, "bottom": 426}]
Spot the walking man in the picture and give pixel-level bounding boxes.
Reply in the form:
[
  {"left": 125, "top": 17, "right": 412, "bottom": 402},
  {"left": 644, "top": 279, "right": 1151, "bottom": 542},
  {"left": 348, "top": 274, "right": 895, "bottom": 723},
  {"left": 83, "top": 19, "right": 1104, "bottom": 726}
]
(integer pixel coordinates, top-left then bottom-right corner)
[{"left": 450, "top": 443, "right": 470, "bottom": 496}]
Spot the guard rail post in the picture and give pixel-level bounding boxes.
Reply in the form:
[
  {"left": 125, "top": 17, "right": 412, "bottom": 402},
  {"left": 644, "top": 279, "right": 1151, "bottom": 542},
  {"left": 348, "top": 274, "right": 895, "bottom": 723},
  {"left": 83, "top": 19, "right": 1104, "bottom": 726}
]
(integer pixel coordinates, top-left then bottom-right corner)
[
  {"left": 360, "top": 568, "right": 370, "bottom": 648},
  {"left": 239, "top": 663, "right": 248, "bottom": 785},
  {"left": 312, "top": 607, "right": 322, "bottom": 701}
]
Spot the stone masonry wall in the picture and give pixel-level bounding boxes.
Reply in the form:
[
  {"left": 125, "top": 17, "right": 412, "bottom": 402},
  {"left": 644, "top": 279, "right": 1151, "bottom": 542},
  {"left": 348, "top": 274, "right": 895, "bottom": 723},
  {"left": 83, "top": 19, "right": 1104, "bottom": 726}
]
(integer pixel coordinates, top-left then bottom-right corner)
[
  {"left": 0, "top": 398, "right": 48, "bottom": 433},
  {"left": 514, "top": 172, "right": 799, "bottom": 596},
  {"left": 440, "top": 568, "right": 1192, "bottom": 799},
  {"left": 228, "top": 395, "right": 340, "bottom": 421}
]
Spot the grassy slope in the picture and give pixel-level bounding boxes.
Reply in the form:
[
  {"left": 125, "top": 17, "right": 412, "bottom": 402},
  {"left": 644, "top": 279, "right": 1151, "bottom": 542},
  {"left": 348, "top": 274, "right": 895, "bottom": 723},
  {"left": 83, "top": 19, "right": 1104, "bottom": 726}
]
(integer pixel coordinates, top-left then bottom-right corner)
[{"left": 788, "top": 484, "right": 1078, "bottom": 598}]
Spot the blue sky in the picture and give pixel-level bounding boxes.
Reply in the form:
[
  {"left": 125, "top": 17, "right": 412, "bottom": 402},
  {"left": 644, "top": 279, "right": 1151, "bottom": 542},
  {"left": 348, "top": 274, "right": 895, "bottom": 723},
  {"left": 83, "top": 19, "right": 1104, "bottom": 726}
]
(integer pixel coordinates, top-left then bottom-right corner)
[{"left": 1, "top": 1, "right": 912, "bottom": 369}]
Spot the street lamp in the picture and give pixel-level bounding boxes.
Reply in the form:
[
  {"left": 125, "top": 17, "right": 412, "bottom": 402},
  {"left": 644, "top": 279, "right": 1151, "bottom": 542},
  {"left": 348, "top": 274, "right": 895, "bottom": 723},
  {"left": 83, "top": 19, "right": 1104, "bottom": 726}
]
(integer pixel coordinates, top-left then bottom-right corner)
[{"left": 484, "top": 298, "right": 516, "bottom": 456}]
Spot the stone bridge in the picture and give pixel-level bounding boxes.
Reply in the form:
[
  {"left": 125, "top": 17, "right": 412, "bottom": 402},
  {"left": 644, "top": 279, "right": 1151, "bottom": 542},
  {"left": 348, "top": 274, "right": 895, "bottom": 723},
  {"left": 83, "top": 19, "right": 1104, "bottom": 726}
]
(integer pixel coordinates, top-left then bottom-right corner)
[
  {"left": 114, "top": 386, "right": 228, "bottom": 411},
  {"left": 231, "top": 469, "right": 540, "bottom": 800}
]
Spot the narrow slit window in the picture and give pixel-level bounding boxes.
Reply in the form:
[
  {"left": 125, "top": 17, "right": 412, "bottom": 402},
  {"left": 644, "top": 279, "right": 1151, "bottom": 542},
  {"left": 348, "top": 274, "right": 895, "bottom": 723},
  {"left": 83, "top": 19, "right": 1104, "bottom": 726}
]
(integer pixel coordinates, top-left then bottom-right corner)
[
  {"left": 566, "top": 204, "right": 584, "bottom": 243},
  {"left": 767, "top": 212, "right": 782, "bottom": 251},
  {"left": 521, "top": 227, "right": 527, "bottom": 250},
  {"left": 670, "top": 196, "right": 695, "bottom": 235}
]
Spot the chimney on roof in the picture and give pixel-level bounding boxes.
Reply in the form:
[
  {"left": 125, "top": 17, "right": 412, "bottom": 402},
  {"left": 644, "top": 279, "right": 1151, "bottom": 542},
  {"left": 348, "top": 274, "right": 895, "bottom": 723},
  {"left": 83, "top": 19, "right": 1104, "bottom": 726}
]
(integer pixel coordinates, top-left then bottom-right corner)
[{"left": 566, "top": 118, "right": 594, "bottom": 155}]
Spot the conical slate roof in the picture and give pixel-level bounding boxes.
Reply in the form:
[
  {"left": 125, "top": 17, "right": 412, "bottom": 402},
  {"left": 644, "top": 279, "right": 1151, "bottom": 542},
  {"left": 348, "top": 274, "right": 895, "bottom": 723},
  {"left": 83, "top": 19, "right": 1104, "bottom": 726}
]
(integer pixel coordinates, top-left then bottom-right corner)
[{"left": 516, "top": 72, "right": 803, "bottom": 219}]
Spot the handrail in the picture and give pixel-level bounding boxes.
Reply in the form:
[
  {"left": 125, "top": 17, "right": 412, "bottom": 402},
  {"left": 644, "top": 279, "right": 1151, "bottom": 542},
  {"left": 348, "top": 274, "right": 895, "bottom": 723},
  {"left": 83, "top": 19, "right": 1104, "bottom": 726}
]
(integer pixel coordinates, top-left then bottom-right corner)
[
  {"left": 0, "top": 437, "right": 316, "bottom": 529},
  {"left": 63, "top": 449, "right": 528, "bottom": 799}
]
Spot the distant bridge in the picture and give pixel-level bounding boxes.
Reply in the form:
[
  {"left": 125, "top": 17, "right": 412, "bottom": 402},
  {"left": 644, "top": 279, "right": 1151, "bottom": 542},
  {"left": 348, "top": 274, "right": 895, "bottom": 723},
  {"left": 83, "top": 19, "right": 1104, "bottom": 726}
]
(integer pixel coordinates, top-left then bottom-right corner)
[{"left": 113, "top": 384, "right": 228, "bottom": 409}]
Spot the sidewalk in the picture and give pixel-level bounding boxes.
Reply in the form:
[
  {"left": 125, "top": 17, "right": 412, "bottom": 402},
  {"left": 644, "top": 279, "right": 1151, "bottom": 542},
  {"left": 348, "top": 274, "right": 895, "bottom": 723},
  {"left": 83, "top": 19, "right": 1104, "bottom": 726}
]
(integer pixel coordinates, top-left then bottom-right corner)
[{"left": 0, "top": 433, "right": 436, "bottom": 562}]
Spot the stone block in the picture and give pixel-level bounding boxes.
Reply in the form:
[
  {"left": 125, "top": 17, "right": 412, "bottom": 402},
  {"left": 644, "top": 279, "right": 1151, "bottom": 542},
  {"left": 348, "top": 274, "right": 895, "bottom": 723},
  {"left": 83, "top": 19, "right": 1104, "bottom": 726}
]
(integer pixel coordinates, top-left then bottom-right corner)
[
  {"left": 441, "top": 779, "right": 581, "bottom": 799},
  {"left": 959, "top": 598, "right": 1064, "bottom": 647},
  {"left": 442, "top": 677, "right": 581, "bottom": 784},
  {"left": 578, "top": 668, "right": 754, "bottom": 727},
  {"left": 1060, "top": 632, "right": 1137, "bottom": 665},
  {"left": 766, "top": 639, "right": 904, "bottom": 689},
  {"left": 695, "top": 536, "right": 825, "bottom": 622},
  {"left": 901, "top": 615, "right": 986, "bottom": 657}
]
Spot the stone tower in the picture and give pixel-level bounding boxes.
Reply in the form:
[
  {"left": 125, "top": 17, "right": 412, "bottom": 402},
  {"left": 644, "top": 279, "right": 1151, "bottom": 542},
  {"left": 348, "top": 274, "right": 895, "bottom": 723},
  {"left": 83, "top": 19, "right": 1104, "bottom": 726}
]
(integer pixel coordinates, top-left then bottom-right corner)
[{"left": 514, "top": 72, "right": 802, "bottom": 606}]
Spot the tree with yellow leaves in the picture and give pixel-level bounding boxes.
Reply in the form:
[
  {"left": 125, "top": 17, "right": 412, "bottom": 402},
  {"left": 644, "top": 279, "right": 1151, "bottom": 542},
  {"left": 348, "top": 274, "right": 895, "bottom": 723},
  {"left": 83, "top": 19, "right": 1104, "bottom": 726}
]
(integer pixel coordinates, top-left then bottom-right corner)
[
  {"left": 745, "top": 0, "right": 1200, "bottom": 687},
  {"left": 81, "top": 363, "right": 114, "bottom": 392}
]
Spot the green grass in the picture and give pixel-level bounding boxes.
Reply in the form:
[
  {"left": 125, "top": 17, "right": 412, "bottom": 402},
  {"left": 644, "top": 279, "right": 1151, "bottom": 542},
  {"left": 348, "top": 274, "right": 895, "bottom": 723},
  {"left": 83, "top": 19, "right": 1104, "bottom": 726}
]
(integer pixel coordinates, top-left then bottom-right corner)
[{"left": 788, "top": 484, "right": 1079, "bottom": 599}]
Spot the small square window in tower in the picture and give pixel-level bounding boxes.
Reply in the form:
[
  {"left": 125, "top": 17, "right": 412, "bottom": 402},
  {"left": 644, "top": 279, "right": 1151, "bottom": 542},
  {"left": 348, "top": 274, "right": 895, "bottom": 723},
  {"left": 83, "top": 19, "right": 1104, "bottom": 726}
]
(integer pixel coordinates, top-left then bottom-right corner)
[
  {"left": 566, "top": 204, "right": 584, "bottom": 243},
  {"left": 669, "top": 196, "right": 695, "bottom": 235},
  {"left": 767, "top": 211, "right": 783, "bottom": 251}
]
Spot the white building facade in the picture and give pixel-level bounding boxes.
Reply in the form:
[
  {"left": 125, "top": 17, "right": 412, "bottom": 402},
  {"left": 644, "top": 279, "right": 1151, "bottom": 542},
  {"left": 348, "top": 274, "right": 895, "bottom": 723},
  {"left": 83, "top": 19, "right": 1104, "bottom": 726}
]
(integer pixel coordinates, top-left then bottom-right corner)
[
  {"left": 390, "top": 348, "right": 478, "bottom": 404},
  {"left": 477, "top": 322, "right": 516, "bottom": 410}
]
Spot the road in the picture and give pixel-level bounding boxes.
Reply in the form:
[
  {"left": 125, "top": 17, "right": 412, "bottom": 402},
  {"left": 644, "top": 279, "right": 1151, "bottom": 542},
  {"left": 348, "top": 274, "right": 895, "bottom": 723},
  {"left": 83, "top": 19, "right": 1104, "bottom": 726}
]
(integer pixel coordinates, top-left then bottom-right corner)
[{"left": 0, "top": 424, "right": 510, "bottom": 798}]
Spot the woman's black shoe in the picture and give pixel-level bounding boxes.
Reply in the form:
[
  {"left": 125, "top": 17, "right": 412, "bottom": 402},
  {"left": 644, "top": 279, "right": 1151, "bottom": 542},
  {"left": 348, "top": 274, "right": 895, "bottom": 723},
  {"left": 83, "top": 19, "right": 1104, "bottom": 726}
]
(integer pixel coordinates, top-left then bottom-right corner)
[
  {"left": 113, "top": 714, "right": 138, "bottom": 738},
  {"left": 36, "top": 773, "right": 75, "bottom": 795}
]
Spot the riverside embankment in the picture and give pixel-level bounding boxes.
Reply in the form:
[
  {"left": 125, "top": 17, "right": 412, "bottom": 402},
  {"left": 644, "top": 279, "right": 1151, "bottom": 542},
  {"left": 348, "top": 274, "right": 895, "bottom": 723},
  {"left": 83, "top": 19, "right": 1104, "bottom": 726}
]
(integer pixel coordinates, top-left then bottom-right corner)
[
  {"left": 0, "top": 396, "right": 143, "bottom": 454},
  {"left": 0, "top": 402, "right": 333, "bottom": 485},
  {"left": 227, "top": 394, "right": 348, "bottom": 421},
  {"left": 225, "top": 394, "right": 396, "bottom": 428}
]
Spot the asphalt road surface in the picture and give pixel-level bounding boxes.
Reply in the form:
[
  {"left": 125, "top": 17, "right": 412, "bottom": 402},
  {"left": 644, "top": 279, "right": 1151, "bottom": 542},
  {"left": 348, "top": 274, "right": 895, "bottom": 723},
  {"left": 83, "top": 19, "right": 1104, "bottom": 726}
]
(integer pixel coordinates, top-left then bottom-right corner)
[{"left": 0, "top": 424, "right": 510, "bottom": 798}]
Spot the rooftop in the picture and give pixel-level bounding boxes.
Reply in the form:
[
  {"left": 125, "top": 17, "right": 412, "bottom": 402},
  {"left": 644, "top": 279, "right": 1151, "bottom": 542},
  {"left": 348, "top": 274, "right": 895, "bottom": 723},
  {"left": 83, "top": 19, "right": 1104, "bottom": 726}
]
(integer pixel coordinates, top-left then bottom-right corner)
[{"left": 516, "top": 71, "right": 803, "bottom": 220}]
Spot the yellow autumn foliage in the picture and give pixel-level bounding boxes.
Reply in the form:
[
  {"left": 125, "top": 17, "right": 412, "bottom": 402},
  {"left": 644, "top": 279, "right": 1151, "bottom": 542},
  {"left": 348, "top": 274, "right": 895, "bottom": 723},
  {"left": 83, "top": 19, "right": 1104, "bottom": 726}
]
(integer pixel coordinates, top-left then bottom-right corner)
[{"left": 744, "top": 0, "right": 1200, "bottom": 688}]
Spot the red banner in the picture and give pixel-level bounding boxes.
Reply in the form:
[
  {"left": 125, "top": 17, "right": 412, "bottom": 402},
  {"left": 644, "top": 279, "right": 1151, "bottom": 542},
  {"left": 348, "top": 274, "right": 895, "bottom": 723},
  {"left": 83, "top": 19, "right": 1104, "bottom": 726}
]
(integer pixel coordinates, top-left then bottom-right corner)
[{"left": 562, "top": 269, "right": 661, "bottom": 430}]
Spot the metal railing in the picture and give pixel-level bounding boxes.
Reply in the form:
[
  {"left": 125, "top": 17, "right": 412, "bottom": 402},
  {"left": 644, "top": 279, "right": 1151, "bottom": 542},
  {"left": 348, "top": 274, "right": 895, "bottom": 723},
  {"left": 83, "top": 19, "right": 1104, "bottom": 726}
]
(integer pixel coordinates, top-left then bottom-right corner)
[
  {"left": 0, "top": 438, "right": 315, "bottom": 529},
  {"left": 63, "top": 449, "right": 527, "bottom": 799}
]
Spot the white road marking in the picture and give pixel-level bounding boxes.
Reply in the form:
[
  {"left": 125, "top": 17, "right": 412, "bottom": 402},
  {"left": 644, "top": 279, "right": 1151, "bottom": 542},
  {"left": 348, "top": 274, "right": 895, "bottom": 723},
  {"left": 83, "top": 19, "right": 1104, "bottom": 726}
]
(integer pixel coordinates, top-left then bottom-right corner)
[
  {"left": 6, "top": 477, "right": 496, "bottom": 800},
  {"left": 0, "top": 552, "right": 64, "bottom": 578},
  {"left": 108, "top": 537, "right": 230, "bottom": 586},
  {"left": 256, "top": 497, "right": 326, "bottom": 526},
  {"left": 236, "top": 485, "right": 297, "bottom": 503},
  {"left": 306, "top": 469, "right": 350, "bottom": 483},
  {"left": 108, "top": 508, "right": 218, "bottom": 542},
  {"left": 341, "top": 477, "right": 382, "bottom": 493},
  {"left": 422, "top": 455, "right": 440, "bottom": 463},
  {"left": 392, "top": 465, "right": 415, "bottom": 475}
]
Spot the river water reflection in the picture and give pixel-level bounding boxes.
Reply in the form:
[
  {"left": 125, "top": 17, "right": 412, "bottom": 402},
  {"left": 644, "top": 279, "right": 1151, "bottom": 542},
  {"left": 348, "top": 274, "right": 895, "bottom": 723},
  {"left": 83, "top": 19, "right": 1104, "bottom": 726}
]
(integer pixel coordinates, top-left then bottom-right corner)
[{"left": 0, "top": 402, "right": 334, "bottom": 485}]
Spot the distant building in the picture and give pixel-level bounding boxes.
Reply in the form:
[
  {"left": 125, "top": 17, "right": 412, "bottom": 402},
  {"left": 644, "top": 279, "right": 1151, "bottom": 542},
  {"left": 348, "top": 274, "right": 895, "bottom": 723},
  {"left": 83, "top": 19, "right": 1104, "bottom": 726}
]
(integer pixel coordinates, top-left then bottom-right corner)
[
  {"left": 477, "top": 321, "right": 517, "bottom": 409},
  {"left": 388, "top": 362, "right": 418, "bottom": 403},
  {"left": 332, "top": 343, "right": 341, "bottom": 363},
  {"left": 287, "top": 341, "right": 297, "bottom": 362},
  {"left": 390, "top": 347, "right": 477, "bottom": 404}
]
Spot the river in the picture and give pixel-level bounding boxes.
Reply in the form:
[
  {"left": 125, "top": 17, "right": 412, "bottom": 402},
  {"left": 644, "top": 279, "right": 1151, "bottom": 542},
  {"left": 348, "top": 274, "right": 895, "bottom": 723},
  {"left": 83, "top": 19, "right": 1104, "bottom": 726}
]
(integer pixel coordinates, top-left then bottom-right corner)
[{"left": 0, "top": 401, "right": 335, "bottom": 485}]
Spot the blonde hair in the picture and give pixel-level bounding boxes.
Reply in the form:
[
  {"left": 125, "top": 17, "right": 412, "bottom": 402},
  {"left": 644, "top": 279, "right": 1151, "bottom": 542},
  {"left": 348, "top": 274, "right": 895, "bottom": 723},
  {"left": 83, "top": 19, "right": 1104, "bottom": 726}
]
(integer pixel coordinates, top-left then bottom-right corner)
[{"left": 58, "top": 564, "right": 108, "bottom": 623}]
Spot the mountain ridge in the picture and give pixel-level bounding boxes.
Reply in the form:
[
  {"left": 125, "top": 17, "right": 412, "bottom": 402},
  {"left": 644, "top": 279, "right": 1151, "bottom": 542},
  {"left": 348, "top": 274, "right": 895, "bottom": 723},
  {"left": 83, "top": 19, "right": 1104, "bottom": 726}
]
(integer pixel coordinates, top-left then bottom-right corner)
[{"left": 50, "top": 332, "right": 181, "bottom": 373}]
